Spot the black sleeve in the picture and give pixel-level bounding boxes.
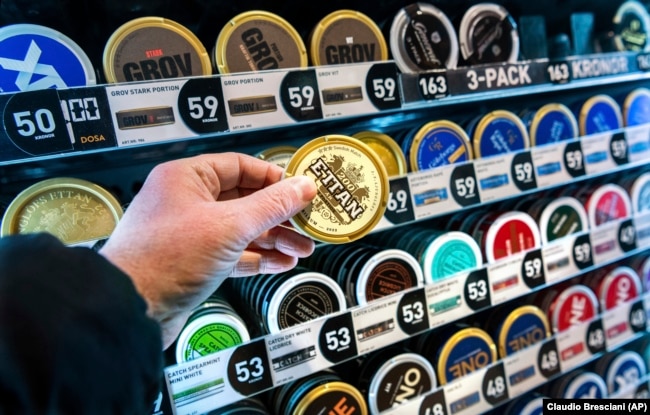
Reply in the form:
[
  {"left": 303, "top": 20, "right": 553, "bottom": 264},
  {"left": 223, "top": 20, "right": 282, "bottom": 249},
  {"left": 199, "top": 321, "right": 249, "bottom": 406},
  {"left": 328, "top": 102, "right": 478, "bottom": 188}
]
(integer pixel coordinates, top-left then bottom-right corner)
[{"left": 0, "top": 233, "right": 163, "bottom": 415}]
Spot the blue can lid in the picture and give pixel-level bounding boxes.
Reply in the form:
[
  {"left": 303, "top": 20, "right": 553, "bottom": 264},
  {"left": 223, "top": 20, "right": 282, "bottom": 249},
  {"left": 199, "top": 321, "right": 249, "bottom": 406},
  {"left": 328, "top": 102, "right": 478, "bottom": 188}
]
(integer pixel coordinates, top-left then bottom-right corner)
[
  {"left": 505, "top": 393, "right": 546, "bottom": 415},
  {"left": 0, "top": 24, "right": 96, "bottom": 92},
  {"left": 529, "top": 103, "right": 578, "bottom": 146},
  {"left": 623, "top": 88, "right": 650, "bottom": 127},
  {"left": 579, "top": 94, "right": 623, "bottom": 135},
  {"left": 472, "top": 110, "right": 529, "bottom": 158},
  {"left": 556, "top": 371, "right": 607, "bottom": 399},
  {"left": 495, "top": 305, "right": 550, "bottom": 358},
  {"left": 603, "top": 351, "right": 647, "bottom": 394},
  {"left": 436, "top": 327, "right": 496, "bottom": 384},
  {"left": 409, "top": 120, "right": 472, "bottom": 171}
]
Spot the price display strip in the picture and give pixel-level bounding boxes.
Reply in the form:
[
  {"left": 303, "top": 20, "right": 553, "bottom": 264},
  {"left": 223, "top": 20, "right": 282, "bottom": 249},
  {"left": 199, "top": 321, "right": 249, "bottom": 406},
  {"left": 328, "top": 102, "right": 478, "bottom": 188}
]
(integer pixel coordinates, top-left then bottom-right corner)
[
  {"left": 531, "top": 139, "right": 586, "bottom": 188},
  {"left": 316, "top": 61, "right": 401, "bottom": 119},
  {"left": 424, "top": 273, "right": 477, "bottom": 329},
  {"left": 602, "top": 297, "right": 648, "bottom": 350},
  {"left": 633, "top": 212, "right": 650, "bottom": 249},
  {"left": 555, "top": 317, "right": 606, "bottom": 372},
  {"left": 473, "top": 153, "right": 528, "bottom": 203},
  {"left": 399, "top": 70, "right": 449, "bottom": 103},
  {"left": 446, "top": 60, "right": 549, "bottom": 95},
  {"left": 543, "top": 232, "right": 593, "bottom": 284},
  {"left": 581, "top": 131, "right": 627, "bottom": 175},
  {"left": 487, "top": 251, "right": 539, "bottom": 305},
  {"left": 503, "top": 339, "right": 562, "bottom": 398},
  {"left": 591, "top": 220, "right": 627, "bottom": 265},
  {"left": 349, "top": 294, "right": 410, "bottom": 356},
  {"left": 624, "top": 124, "right": 650, "bottom": 164},
  {"left": 566, "top": 52, "right": 638, "bottom": 83}
]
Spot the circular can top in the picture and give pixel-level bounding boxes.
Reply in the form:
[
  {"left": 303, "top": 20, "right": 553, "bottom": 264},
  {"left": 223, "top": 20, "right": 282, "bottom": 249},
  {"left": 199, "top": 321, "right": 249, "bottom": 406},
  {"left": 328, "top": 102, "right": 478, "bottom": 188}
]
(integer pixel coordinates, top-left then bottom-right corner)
[
  {"left": 472, "top": 110, "right": 529, "bottom": 159},
  {"left": 579, "top": 94, "right": 623, "bottom": 136},
  {"left": 627, "top": 172, "right": 650, "bottom": 214},
  {"left": 548, "top": 284, "right": 599, "bottom": 332},
  {"left": 437, "top": 327, "right": 497, "bottom": 384},
  {"left": 284, "top": 135, "right": 389, "bottom": 244},
  {"left": 389, "top": 2, "right": 459, "bottom": 72},
  {"left": 214, "top": 10, "right": 307, "bottom": 74},
  {"left": 103, "top": 16, "right": 211, "bottom": 83},
  {"left": 595, "top": 266, "right": 642, "bottom": 310},
  {"left": 505, "top": 393, "right": 546, "bottom": 415},
  {"left": 408, "top": 120, "right": 473, "bottom": 171},
  {"left": 352, "top": 131, "right": 407, "bottom": 177},
  {"left": 0, "top": 23, "right": 96, "bottom": 92},
  {"left": 459, "top": 3, "right": 519, "bottom": 65},
  {"left": 175, "top": 311, "right": 250, "bottom": 363},
  {"left": 529, "top": 103, "right": 578, "bottom": 147},
  {"left": 421, "top": 230, "right": 483, "bottom": 283},
  {"left": 623, "top": 88, "right": 650, "bottom": 127},
  {"left": 256, "top": 145, "right": 298, "bottom": 168},
  {"left": 496, "top": 305, "right": 550, "bottom": 358},
  {"left": 1, "top": 178, "right": 123, "bottom": 246},
  {"left": 584, "top": 183, "right": 632, "bottom": 228},
  {"left": 537, "top": 196, "right": 589, "bottom": 245},
  {"left": 294, "top": 380, "right": 368, "bottom": 415},
  {"left": 557, "top": 371, "right": 607, "bottom": 399},
  {"left": 613, "top": 0, "right": 650, "bottom": 52},
  {"left": 309, "top": 10, "right": 388, "bottom": 66},
  {"left": 483, "top": 211, "right": 541, "bottom": 263},
  {"left": 602, "top": 350, "right": 647, "bottom": 394}
]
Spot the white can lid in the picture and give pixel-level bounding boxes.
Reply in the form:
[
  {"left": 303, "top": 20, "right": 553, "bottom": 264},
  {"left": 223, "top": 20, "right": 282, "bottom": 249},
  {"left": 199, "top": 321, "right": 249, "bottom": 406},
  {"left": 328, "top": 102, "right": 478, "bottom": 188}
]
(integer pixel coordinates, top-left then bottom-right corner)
[
  {"left": 563, "top": 371, "right": 607, "bottom": 399},
  {"left": 604, "top": 350, "right": 647, "bottom": 394},
  {"left": 628, "top": 172, "right": 650, "bottom": 214},
  {"left": 175, "top": 312, "right": 250, "bottom": 363}
]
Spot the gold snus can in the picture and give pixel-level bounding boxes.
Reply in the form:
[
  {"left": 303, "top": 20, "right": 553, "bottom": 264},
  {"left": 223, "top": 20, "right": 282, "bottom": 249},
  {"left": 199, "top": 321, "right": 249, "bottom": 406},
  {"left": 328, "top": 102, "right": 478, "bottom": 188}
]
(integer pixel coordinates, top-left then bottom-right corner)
[{"left": 284, "top": 135, "right": 389, "bottom": 244}]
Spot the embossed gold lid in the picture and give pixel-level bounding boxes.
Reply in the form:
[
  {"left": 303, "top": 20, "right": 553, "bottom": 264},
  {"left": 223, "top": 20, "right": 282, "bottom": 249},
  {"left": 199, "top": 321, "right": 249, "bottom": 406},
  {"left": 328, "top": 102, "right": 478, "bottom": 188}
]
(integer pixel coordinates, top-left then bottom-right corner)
[
  {"left": 255, "top": 145, "right": 298, "bottom": 168},
  {"left": 283, "top": 135, "right": 389, "bottom": 244},
  {"left": 352, "top": 130, "right": 406, "bottom": 177},
  {"left": 1, "top": 178, "right": 123, "bottom": 246}
]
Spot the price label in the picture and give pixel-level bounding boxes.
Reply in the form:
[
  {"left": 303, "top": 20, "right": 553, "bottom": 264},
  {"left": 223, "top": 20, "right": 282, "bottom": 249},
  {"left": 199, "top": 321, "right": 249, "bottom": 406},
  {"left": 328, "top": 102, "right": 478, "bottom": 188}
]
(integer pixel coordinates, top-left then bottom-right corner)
[
  {"left": 546, "top": 61, "right": 571, "bottom": 84},
  {"left": 585, "top": 319, "right": 606, "bottom": 355},
  {"left": 59, "top": 86, "right": 117, "bottom": 151},
  {"left": 618, "top": 219, "right": 637, "bottom": 252},
  {"left": 418, "top": 71, "right": 449, "bottom": 100},
  {"left": 450, "top": 163, "right": 480, "bottom": 207},
  {"left": 318, "top": 313, "right": 357, "bottom": 363},
  {"left": 227, "top": 340, "right": 273, "bottom": 396},
  {"left": 384, "top": 176, "right": 415, "bottom": 224},
  {"left": 397, "top": 288, "right": 429, "bottom": 335},
  {"left": 482, "top": 363, "right": 509, "bottom": 406},
  {"left": 521, "top": 249, "right": 545, "bottom": 289},
  {"left": 562, "top": 141, "right": 586, "bottom": 178},
  {"left": 452, "top": 63, "right": 542, "bottom": 93},
  {"left": 629, "top": 300, "right": 647, "bottom": 333},
  {"left": 279, "top": 69, "right": 323, "bottom": 121},
  {"left": 464, "top": 269, "right": 491, "bottom": 311},
  {"left": 610, "top": 132, "right": 629, "bottom": 165},
  {"left": 572, "top": 235, "right": 594, "bottom": 270},
  {"left": 366, "top": 62, "right": 401, "bottom": 110},
  {"left": 511, "top": 151, "right": 537, "bottom": 191},
  {"left": 419, "top": 389, "right": 448, "bottom": 415},
  {"left": 178, "top": 77, "right": 229, "bottom": 134},
  {"left": 537, "top": 339, "right": 561, "bottom": 379}
]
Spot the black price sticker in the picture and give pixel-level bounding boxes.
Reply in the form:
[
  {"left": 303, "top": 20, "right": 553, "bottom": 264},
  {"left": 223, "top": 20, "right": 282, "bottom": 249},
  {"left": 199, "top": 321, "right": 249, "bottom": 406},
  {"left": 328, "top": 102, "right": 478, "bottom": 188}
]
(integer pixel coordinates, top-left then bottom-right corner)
[
  {"left": 419, "top": 389, "right": 448, "bottom": 415},
  {"left": 482, "top": 363, "right": 509, "bottom": 406},
  {"left": 450, "top": 163, "right": 480, "bottom": 207},
  {"left": 227, "top": 339, "right": 273, "bottom": 396},
  {"left": 629, "top": 300, "right": 647, "bottom": 333},
  {"left": 178, "top": 77, "right": 229, "bottom": 134},
  {"left": 546, "top": 61, "right": 571, "bottom": 84},
  {"left": 563, "top": 141, "right": 586, "bottom": 178},
  {"left": 610, "top": 132, "right": 629, "bottom": 165},
  {"left": 637, "top": 52, "right": 650, "bottom": 71},
  {"left": 585, "top": 319, "right": 606, "bottom": 355},
  {"left": 59, "top": 86, "right": 117, "bottom": 151},
  {"left": 318, "top": 312, "right": 357, "bottom": 363},
  {"left": 417, "top": 71, "right": 449, "bottom": 100},
  {"left": 397, "top": 288, "right": 429, "bottom": 335},
  {"left": 280, "top": 69, "right": 323, "bottom": 121},
  {"left": 618, "top": 219, "right": 637, "bottom": 252},
  {"left": 464, "top": 269, "right": 491, "bottom": 311},
  {"left": 3, "top": 89, "right": 72, "bottom": 156},
  {"left": 365, "top": 62, "right": 401, "bottom": 111},
  {"left": 537, "top": 339, "right": 561, "bottom": 379},
  {"left": 572, "top": 235, "right": 594, "bottom": 270},
  {"left": 384, "top": 176, "right": 415, "bottom": 225},
  {"left": 511, "top": 151, "right": 537, "bottom": 191},
  {"left": 522, "top": 249, "right": 545, "bottom": 289}
]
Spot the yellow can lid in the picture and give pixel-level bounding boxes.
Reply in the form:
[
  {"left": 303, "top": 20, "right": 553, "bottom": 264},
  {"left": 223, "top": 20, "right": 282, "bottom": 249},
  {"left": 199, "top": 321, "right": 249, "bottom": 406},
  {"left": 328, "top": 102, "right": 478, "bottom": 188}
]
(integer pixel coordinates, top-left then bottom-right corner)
[
  {"left": 308, "top": 9, "right": 388, "bottom": 66},
  {"left": 294, "top": 381, "right": 368, "bottom": 415},
  {"left": 284, "top": 135, "right": 389, "bottom": 244},
  {"left": 214, "top": 10, "right": 307, "bottom": 74},
  {"left": 1, "top": 178, "right": 123, "bottom": 246},
  {"left": 352, "top": 130, "right": 406, "bottom": 177},
  {"left": 256, "top": 145, "right": 298, "bottom": 168},
  {"left": 103, "top": 16, "right": 211, "bottom": 83}
]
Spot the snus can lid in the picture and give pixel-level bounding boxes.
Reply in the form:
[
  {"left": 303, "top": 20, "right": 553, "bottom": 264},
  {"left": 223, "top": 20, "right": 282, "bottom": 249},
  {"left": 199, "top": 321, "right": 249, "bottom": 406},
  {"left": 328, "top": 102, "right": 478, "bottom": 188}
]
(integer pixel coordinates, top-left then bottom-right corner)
[
  {"left": 103, "top": 16, "right": 211, "bottom": 83},
  {"left": 309, "top": 10, "right": 388, "bottom": 66},
  {"left": 437, "top": 327, "right": 496, "bottom": 384},
  {"left": 484, "top": 211, "right": 541, "bottom": 263},
  {"left": 585, "top": 183, "right": 632, "bottom": 228},
  {"left": 294, "top": 381, "right": 368, "bottom": 415},
  {"left": 214, "top": 10, "right": 307, "bottom": 74},
  {"left": 459, "top": 3, "right": 519, "bottom": 65},
  {"left": 623, "top": 88, "right": 650, "bottom": 126},
  {"left": 628, "top": 172, "right": 650, "bottom": 214},
  {"left": 0, "top": 23, "right": 96, "bottom": 91},
  {"left": 352, "top": 131, "right": 407, "bottom": 177},
  {"left": 561, "top": 371, "right": 607, "bottom": 399},
  {"left": 422, "top": 231, "right": 482, "bottom": 283},
  {"left": 472, "top": 110, "right": 529, "bottom": 158},
  {"left": 367, "top": 352, "right": 436, "bottom": 414},
  {"left": 613, "top": 1, "right": 650, "bottom": 52},
  {"left": 579, "top": 94, "right": 623, "bottom": 136},
  {"left": 284, "top": 135, "right": 389, "bottom": 244},
  {"left": 409, "top": 120, "right": 473, "bottom": 171},
  {"left": 175, "top": 312, "right": 250, "bottom": 363},
  {"left": 549, "top": 284, "right": 599, "bottom": 332},
  {"left": 529, "top": 103, "right": 578, "bottom": 147},
  {"left": 537, "top": 196, "right": 589, "bottom": 244},
  {"left": 505, "top": 394, "right": 545, "bottom": 415},
  {"left": 496, "top": 305, "right": 550, "bottom": 358},
  {"left": 256, "top": 145, "right": 298, "bottom": 168},
  {"left": 597, "top": 266, "right": 642, "bottom": 310},
  {"left": 603, "top": 351, "right": 647, "bottom": 394},
  {"left": 389, "top": 2, "right": 459, "bottom": 72}
]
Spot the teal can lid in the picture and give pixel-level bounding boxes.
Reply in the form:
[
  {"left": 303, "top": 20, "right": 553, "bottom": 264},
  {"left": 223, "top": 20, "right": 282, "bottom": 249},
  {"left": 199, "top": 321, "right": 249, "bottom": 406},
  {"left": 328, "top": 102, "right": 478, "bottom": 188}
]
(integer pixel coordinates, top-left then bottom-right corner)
[{"left": 421, "top": 231, "right": 483, "bottom": 283}]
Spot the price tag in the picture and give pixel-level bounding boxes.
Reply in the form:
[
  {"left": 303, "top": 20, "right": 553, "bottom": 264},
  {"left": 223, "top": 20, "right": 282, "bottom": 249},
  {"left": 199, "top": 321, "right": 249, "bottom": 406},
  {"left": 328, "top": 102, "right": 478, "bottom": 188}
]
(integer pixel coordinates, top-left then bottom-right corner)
[
  {"left": 318, "top": 312, "right": 357, "bottom": 363},
  {"left": 618, "top": 219, "right": 637, "bottom": 252},
  {"left": 546, "top": 61, "right": 571, "bottom": 84},
  {"left": 266, "top": 323, "right": 324, "bottom": 385},
  {"left": 562, "top": 140, "right": 586, "bottom": 178},
  {"left": 637, "top": 52, "right": 650, "bottom": 70},
  {"left": 571, "top": 234, "right": 594, "bottom": 270},
  {"left": 279, "top": 69, "right": 323, "bottom": 121},
  {"left": 625, "top": 124, "right": 650, "bottom": 162},
  {"left": 383, "top": 176, "right": 415, "bottom": 225},
  {"left": 591, "top": 221, "right": 623, "bottom": 265},
  {"left": 487, "top": 255, "right": 527, "bottom": 305},
  {"left": 446, "top": 62, "right": 547, "bottom": 94},
  {"left": 474, "top": 154, "right": 517, "bottom": 203},
  {"left": 397, "top": 288, "right": 430, "bottom": 335},
  {"left": 418, "top": 389, "right": 448, "bottom": 415},
  {"left": 177, "top": 77, "right": 229, "bottom": 134},
  {"left": 585, "top": 319, "right": 606, "bottom": 355},
  {"left": 568, "top": 53, "right": 635, "bottom": 81},
  {"left": 351, "top": 296, "right": 404, "bottom": 355},
  {"left": 424, "top": 275, "right": 467, "bottom": 329},
  {"left": 463, "top": 269, "right": 491, "bottom": 311},
  {"left": 634, "top": 212, "right": 650, "bottom": 248},
  {"left": 530, "top": 140, "right": 581, "bottom": 187},
  {"left": 609, "top": 132, "right": 629, "bottom": 165},
  {"left": 521, "top": 249, "right": 546, "bottom": 289},
  {"left": 542, "top": 236, "right": 579, "bottom": 284},
  {"left": 408, "top": 165, "right": 467, "bottom": 220},
  {"left": 417, "top": 71, "right": 449, "bottom": 100},
  {"left": 227, "top": 340, "right": 273, "bottom": 396},
  {"left": 502, "top": 342, "right": 547, "bottom": 396},
  {"left": 602, "top": 299, "right": 645, "bottom": 350},
  {"left": 555, "top": 318, "right": 601, "bottom": 371},
  {"left": 582, "top": 132, "right": 619, "bottom": 175},
  {"left": 450, "top": 163, "right": 481, "bottom": 207},
  {"left": 510, "top": 151, "right": 537, "bottom": 191},
  {"left": 59, "top": 86, "right": 117, "bottom": 151},
  {"left": 537, "top": 339, "right": 562, "bottom": 379},
  {"left": 481, "top": 363, "right": 509, "bottom": 406},
  {"left": 366, "top": 62, "right": 402, "bottom": 111}
]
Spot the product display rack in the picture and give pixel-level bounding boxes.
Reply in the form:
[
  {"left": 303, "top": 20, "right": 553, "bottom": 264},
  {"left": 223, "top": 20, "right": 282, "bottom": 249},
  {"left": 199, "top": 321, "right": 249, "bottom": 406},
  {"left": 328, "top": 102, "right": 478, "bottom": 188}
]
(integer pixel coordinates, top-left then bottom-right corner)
[{"left": 2, "top": 1, "right": 650, "bottom": 415}]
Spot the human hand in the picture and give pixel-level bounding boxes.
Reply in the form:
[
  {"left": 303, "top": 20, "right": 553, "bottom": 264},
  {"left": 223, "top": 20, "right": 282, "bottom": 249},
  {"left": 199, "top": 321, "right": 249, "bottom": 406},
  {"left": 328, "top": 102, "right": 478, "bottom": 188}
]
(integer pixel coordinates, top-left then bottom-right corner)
[{"left": 99, "top": 153, "right": 317, "bottom": 349}]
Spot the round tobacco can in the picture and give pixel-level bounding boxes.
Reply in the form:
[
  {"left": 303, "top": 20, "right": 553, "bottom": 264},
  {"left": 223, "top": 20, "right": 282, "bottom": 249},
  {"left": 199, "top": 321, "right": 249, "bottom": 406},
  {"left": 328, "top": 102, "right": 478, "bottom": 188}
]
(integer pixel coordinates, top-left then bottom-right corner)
[
  {"left": 596, "top": 350, "right": 647, "bottom": 394},
  {"left": 256, "top": 145, "right": 298, "bottom": 169},
  {"left": 527, "top": 196, "right": 589, "bottom": 245},
  {"left": 309, "top": 10, "right": 388, "bottom": 66},
  {"left": 352, "top": 131, "right": 407, "bottom": 177},
  {"left": 469, "top": 110, "right": 529, "bottom": 159},
  {"left": 434, "top": 326, "right": 497, "bottom": 385},
  {"left": 524, "top": 103, "right": 578, "bottom": 147},
  {"left": 473, "top": 211, "right": 541, "bottom": 263},
  {"left": 587, "top": 266, "right": 642, "bottom": 311},
  {"left": 103, "top": 16, "right": 211, "bottom": 83},
  {"left": 578, "top": 94, "right": 623, "bottom": 136},
  {"left": 623, "top": 88, "right": 650, "bottom": 126},
  {"left": 283, "top": 135, "right": 389, "bottom": 244},
  {"left": 537, "top": 284, "right": 599, "bottom": 333},
  {"left": 490, "top": 305, "right": 550, "bottom": 358},
  {"left": 458, "top": 3, "right": 519, "bottom": 65},
  {"left": 549, "top": 370, "right": 607, "bottom": 399},
  {"left": 573, "top": 183, "right": 632, "bottom": 228},
  {"left": 1, "top": 177, "right": 123, "bottom": 246},
  {"left": 214, "top": 10, "right": 307, "bottom": 74},
  {"left": 612, "top": 0, "right": 650, "bottom": 52},
  {"left": 621, "top": 171, "right": 650, "bottom": 214},
  {"left": 402, "top": 120, "right": 473, "bottom": 172}
]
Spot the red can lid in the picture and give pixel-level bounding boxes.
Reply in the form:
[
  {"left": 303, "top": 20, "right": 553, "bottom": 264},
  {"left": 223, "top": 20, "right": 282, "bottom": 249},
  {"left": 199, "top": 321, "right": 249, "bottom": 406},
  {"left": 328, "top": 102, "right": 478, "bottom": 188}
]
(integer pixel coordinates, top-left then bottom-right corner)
[{"left": 547, "top": 284, "right": 599, "bottom": 333}]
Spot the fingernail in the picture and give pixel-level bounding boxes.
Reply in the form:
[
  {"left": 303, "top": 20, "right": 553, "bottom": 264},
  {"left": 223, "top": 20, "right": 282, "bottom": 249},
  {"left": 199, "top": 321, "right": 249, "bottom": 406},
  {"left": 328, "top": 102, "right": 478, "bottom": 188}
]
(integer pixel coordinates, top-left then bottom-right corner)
[{"left": 289, "top": 175, "right": 317, "bottom": 201}]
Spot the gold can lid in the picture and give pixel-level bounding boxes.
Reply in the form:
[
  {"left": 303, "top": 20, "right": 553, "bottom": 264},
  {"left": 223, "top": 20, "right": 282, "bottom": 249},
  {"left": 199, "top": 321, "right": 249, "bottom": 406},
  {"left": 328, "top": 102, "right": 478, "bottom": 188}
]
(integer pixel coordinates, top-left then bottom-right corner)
[
  {"left": 352, "top": 130, "right": 406, "bottom": 177},
  {"left": 284, "top": 135, "right": 389, "bottom": 244},
  {"left": 308, "top": 9, "right": 388, "bottom": 66},
  {"left": 294, "top": 381, "right": 368, "bottom": 415},
  {"left": 103, "top": 16, "right": 212, "bottom": 83},
  {"left": 255, "top": 145, "right": 298, "bottom": 169},
  {"left": 214, "top": 10, "right": 307, "bottom": 74},
  {"left": 1, "top": 178, "right": 123, "bottom": 246}
]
